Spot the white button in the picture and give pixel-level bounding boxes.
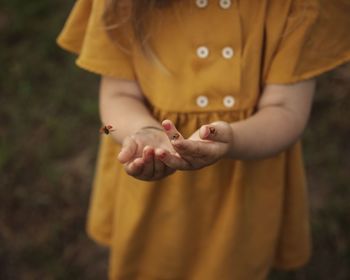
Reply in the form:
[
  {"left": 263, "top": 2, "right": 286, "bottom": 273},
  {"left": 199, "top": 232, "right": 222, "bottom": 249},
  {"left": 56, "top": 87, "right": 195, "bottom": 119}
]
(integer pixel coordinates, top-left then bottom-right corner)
[
  {"left": 219, "top": 0, "right": 232, "bottom": 9},
  {"left": 196, "top": 0, "right": 208, "bottom": 8},
  {"left": 222, "top": 47, "right": 234, "bottom": 59},
  {"left": 196, "top": 96, "right": 209, "bottom": 108},
  {"left": 196, "top": 46, "right": 209, "bottom": 58},
  {"left": 223, "top": 96, "right": 235, "bottom": 108}
]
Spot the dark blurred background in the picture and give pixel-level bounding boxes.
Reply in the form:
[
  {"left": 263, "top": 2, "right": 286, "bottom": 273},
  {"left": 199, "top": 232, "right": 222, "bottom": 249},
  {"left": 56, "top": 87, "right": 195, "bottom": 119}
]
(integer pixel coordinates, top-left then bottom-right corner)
[{"left": 0, "top": 0, "right": 349, "bottom": 279}]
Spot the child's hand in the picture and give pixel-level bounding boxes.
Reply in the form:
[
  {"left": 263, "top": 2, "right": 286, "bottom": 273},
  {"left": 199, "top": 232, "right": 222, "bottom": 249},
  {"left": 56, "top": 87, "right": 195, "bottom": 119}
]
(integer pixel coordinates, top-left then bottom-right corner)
[
  {"left": 117, "top": 127, "right": 176, "bottom": 181},
  {"left": 155, "top": 120, "right": 234, "bottom": 170}
]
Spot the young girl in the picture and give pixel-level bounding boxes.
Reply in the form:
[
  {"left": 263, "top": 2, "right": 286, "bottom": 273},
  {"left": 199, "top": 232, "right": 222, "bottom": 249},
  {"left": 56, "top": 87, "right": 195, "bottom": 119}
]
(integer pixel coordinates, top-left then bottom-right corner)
[{"left": 57, "top": 0, "right": 350, "bottom": 279}]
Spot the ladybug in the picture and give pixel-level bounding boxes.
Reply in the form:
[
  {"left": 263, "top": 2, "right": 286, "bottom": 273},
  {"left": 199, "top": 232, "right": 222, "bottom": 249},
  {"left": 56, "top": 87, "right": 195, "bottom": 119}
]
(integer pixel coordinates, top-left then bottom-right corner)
[{"left": 100, "top": 125, "right": 116, "bottom": 135}]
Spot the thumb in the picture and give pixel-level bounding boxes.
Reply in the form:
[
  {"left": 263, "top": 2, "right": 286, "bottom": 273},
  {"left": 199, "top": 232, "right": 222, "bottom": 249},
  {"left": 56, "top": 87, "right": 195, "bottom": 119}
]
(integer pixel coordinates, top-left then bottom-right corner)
[
  {"left": 162, "top": 119, "right": 184, "bottom": 141},
  {"left": 199, "top": 122, "right": 233, "bottom": 143},
  {"left": 117, "top": 136, "right": 137, "bottom": 163}
]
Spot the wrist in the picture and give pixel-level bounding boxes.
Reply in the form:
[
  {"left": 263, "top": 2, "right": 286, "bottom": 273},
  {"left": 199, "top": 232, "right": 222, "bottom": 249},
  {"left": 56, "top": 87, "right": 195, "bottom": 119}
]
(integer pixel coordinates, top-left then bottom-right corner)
[
  {"left": 225, "top": 123, "right": 238, "bottom": 159},
  {"left": 108, "top": 124, "right": 164, "bottom": 145},
  {"left": 139, "top": 126, "right": 164, "bottom": 132},
  {"left": 134, "top": 125, "right": 165, "bottom": 136}
]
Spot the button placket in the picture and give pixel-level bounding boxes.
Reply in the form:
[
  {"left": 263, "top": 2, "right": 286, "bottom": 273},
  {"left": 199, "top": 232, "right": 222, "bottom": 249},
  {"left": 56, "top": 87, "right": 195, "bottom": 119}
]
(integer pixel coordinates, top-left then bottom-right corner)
[
  {"left": 196, "top": 96, "right": 209, "bottom": 108},
  {"left": 196, "top": 46, "right": 209, "bottom": 58},
  {"left": 219, "top": 0, "right": 232, "bottom": 9},
  {"left": 196, "top": 0, "right": 208, "bottom": 8},
  {"left": 223, "top": 96, "right": 235, "bottom": 108},
  {"left": 222, "top": 47, "right": 234, "bottom": 59}
]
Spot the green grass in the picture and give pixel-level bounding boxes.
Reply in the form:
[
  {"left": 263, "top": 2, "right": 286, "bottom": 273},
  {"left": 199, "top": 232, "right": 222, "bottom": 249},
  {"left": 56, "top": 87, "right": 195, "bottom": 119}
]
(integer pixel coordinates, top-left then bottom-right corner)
[
  {"left": 0, "top": 1, "right": 105, "bottom": 279},
  {"left": 0, "top": 1, "right": 349, "bottom": 279}
]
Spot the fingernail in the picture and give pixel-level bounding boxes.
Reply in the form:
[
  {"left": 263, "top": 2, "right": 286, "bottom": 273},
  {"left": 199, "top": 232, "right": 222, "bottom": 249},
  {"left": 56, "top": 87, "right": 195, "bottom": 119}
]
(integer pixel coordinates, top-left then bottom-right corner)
[
  {"left": 201, "top": 126, "right": 210, "bottom": 138},
  {"left": 163, "top": 122, "right": 171, "bottom": 131},
  {"left": 159, "top": 152, "right": 166, "bottom": 159}
]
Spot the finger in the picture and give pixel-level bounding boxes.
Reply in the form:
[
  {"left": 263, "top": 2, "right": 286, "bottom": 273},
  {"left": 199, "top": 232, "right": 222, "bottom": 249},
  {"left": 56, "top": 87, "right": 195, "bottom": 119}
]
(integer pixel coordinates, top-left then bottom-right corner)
[
  {"left": 138, "top": 146, "right": 155, "bottom": 179},
  {"left": 164, "top": 165, "right": 176, "bottom": 177},
  {"left": 198, "top": 122, "right": 233, "bottom": 143},
  {"left": 151, "top": 146, "right": 166, "bottom": 179},
  {"left": 118, "top": 136, "right": 138, "bottom": 163},
  {"left": 155, "top": 148, "right": 190, "bottom": 170},
  {"left": 153, "top": 156, "right": 166, "bottom": 179},
  {"left": 124, "top": 157, "right": 144, "bottom": 176},
  {"left": 162, "top": 120, "right": 184, "bottom": 141},
  {"left": 172, "top": 138, "right": 231, "bottom": 164},
  {"left": 171, "top": 139, "right": 208, "bottom": 157},
  {"left": 172, "top": 139, "right": 225, "bottom": 162},
  {"left": 133, "top": 148, "right": 175, "bottom": 180}
]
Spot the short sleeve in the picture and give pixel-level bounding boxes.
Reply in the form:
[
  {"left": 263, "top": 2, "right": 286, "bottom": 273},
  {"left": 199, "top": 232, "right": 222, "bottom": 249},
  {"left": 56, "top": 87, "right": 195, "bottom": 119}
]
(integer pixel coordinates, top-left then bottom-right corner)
[
  {"left": 265, "top": 0, "right": 350, "bottom": 84},
  {"left": 57, "top": 0, "right": 135, "bottom": 80}
]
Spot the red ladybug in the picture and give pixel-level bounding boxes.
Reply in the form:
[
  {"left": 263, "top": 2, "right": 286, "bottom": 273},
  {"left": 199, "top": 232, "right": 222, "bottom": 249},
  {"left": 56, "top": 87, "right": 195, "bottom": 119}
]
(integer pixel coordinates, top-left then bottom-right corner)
[{"left": 99, "top": 125, "right": 116, "bottom": 135}]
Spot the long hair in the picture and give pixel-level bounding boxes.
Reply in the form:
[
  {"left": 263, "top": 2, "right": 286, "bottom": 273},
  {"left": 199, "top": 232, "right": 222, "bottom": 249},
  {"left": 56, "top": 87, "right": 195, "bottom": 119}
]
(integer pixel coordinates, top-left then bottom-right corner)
[{"left": 103, "top": 0, "right": 172, "bottom": 52}]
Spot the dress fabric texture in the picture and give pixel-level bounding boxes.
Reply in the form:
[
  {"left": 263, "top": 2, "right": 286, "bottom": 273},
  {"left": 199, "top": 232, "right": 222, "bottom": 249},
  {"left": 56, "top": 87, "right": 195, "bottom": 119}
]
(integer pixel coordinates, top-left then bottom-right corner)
[{"left": 57, "top": 0, "right": 350, "bottom": 279}]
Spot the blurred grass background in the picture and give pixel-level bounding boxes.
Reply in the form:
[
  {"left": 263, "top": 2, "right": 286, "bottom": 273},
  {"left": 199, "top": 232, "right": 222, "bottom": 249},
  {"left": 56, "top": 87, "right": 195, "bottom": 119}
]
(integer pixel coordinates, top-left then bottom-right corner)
[{"left": 0, "top": 0, "right": 349, "bottom": 279}]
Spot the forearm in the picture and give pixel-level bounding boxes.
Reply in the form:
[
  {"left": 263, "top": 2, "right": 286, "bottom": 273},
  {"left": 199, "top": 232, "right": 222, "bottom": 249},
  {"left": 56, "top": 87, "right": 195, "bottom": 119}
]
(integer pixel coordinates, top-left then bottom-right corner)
[
  {"left": 100, "top": 96, "right": 160, "bottom": 144},
  {"left": 99, "top": 77, "right": 161, "bottom": 144},
  {"left": 229, "top": 106, "right": 307, "bottom": 160},
  {"left": 228, "top": 80, "right": 315, "bottom": 160}
]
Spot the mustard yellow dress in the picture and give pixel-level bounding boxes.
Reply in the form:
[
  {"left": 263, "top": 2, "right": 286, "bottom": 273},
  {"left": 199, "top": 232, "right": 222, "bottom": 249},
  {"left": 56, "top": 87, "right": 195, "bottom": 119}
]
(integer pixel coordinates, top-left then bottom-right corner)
[{"left": 57, "top": 0, "right": 350, "bottom": 279}]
